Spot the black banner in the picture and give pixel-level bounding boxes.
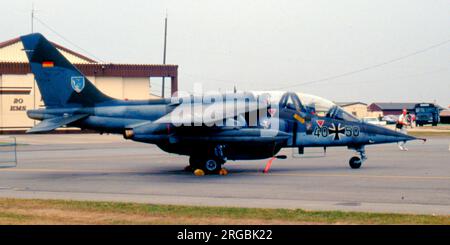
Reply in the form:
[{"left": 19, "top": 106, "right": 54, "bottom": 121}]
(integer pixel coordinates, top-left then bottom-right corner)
[{"left": 0, "top": 225, "right": 448, "bottom": 243}]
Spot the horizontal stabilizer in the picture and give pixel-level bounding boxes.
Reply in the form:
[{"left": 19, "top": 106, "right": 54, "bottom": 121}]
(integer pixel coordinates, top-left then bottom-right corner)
[{"left": 27, "top": 114, "right": 89, "bottom": 133}]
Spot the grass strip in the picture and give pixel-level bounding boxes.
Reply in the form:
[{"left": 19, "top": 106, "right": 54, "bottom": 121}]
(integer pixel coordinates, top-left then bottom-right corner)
[{"left": 0, "top": 198, "right": 448, "bottom": 225}]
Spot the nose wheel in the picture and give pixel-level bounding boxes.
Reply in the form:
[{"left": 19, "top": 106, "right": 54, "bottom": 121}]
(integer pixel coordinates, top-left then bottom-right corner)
[
  {"left": 349, "top": 156, "right": 362, "bottom": 169},
  {"left": 349, "top": 145, "right": 367, "bottom": 169}
]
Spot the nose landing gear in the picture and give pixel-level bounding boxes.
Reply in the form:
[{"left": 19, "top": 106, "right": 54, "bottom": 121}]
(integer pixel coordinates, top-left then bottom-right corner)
[
  {"left": 349, "top": 156, "right": 362, "bottom": 169},
  {"left": 348, "top": 145, "right": 367, "bottom": 169}
]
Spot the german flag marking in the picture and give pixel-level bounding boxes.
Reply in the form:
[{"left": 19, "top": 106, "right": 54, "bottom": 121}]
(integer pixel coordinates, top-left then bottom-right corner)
[{"left": 42, "top": 61, "right": 54, "bottom": 68}]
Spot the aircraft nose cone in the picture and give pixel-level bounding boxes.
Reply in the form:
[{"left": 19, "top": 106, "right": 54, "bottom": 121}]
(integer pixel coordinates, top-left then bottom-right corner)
[
  {"left": 385, "top": 127, "right": 417, "bottom": 141},
  {"left": 365, "top": 124, "right": 418, "bottom": 144}
]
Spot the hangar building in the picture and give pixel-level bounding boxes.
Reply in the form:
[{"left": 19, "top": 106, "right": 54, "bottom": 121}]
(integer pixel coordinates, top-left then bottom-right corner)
[
  {"left": 0, "top": 36, "right": 178, "bottom": 132},
  {"left": 335, "top": 102, "right": 381, "bottom": 119},
  {"left": 367, "top": 102, "right": 417, "bottom": 116}
]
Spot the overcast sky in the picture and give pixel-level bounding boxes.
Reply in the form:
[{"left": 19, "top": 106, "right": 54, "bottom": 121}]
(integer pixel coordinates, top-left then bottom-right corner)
[{"left": 2, "top": 0, "right": 449, "bottom": 106}]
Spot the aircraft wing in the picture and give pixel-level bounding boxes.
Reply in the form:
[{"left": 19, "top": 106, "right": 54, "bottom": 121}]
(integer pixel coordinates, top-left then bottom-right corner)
[
  {"left": 27, "top": 114, "right": 89, "bottom": 133},
  {"left": 154, "top": 100, "right": 267, "bottom": 125}
]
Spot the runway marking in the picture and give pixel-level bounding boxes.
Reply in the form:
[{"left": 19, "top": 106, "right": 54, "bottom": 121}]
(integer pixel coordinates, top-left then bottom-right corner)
[
  {"left": 0, "top": 168, "right": 140, "bottom": 174},
  {"left": 0, "top": 168, "right": 449, "bottom": 181},
  {"left": 245, "top": 172, "right": 450, "bottom": 180},
  {"left": 16, "top": 155, "right": 158, "bottom": 163}
]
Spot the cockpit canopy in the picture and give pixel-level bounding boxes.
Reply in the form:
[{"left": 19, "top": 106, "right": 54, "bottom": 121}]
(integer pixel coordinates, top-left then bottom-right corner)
[
  {"left": 175, "top": 90, "right": 360, "bottom": 123},
  {"left": 252, "top": 91, "right": 360, "bottom": 122}
]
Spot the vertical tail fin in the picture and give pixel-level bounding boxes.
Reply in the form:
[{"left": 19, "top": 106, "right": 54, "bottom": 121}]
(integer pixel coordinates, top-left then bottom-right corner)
[{"left": 20, "top": 33, "right": 114, "bottom": 108}]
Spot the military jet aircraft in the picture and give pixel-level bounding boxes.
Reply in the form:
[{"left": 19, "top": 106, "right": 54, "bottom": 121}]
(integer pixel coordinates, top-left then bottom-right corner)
[{"left": 21, "top": 33, "right": 424, "bottom": 175}]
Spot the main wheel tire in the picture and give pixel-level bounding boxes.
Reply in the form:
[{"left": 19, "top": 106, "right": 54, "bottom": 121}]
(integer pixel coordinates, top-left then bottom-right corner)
[
  {"left": 349, "top": 156, "right": 362, "bottom": 169},
  {"left": 204, "top": 159, "right": 221, "bottom": 174}
]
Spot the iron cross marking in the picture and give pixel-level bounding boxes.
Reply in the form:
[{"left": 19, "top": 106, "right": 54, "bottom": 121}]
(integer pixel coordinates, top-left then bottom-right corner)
[{"left": 328, "top": 123, "right": 345, "bottom": 140}]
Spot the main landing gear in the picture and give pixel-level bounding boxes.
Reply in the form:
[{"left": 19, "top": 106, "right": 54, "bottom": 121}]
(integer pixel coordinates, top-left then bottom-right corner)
[
  {"left": 186, "top": 145, "right": 229, "bottom": 176},
  {"left": 348, "top": 145, "right": 367, "bottom": 169}
]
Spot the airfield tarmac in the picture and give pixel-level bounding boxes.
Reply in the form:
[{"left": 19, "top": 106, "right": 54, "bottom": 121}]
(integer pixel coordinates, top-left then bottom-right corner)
[{"left": 0, "top": 134, "right": 449, "bottom": 215}]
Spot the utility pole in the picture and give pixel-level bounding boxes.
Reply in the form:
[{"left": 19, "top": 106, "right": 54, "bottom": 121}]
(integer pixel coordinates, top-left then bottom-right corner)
[
  {"left": 161, "top": 12, "right": 168, "bottom": 98},
  {"left": 31, "top": 3, "right": 34, "bottom": 33},
  {"left": 31, "top": 3, "right": 37, "bottom": 125}
]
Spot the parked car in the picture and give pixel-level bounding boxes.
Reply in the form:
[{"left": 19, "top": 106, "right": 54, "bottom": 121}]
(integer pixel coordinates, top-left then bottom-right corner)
[
  {"left": 362, "top": 117, "right": 387, "bottom": 126},
  {"left": 382, "top": 115, "right": 398, "bottom": 124}
]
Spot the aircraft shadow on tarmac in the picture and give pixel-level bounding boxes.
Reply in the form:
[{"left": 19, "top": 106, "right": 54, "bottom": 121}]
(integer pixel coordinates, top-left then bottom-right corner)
[
  {"left": 154, "top": 163, "right": 385, "bottom": 177},
  {"left": 10, "top": 159, "right": 387, "bottom": 181}
]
